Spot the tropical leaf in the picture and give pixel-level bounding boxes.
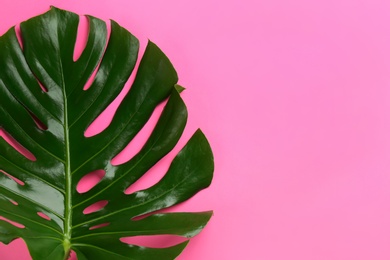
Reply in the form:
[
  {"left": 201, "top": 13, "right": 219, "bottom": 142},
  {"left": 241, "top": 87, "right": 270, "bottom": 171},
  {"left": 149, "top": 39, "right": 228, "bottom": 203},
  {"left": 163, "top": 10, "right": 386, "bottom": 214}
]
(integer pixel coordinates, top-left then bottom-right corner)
[{"left": 0, "top": 6, "right": 213, "bottom": 260}]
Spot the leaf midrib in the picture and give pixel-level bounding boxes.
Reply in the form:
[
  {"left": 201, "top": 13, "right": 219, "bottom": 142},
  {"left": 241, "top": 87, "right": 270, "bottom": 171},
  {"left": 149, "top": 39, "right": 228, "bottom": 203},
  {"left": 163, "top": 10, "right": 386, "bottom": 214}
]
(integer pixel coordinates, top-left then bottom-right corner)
[{"left": 55, "top": 27, "right": 72, "bottom": 258}]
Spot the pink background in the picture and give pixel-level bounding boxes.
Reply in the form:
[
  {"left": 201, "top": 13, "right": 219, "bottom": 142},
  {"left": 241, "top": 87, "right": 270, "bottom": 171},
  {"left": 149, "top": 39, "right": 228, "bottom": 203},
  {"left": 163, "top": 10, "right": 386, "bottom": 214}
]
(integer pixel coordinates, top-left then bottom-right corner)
[{"left": 1, "top": 0, "right": 390, "bottom": 259}]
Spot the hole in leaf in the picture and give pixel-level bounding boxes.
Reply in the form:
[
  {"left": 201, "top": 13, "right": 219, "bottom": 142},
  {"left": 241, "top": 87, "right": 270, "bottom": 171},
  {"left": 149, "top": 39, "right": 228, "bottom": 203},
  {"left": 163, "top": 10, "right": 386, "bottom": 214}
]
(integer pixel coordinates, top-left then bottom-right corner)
[
  {"left": 0, "top": 216, "right": 25, "bottom": 229},
  {"left": 76, "top": 169, "right": 106, "bottom": 194},
  {"left": 124, "top": 165, "right": 166, "bottom": 196},
  {"left": 84, "top": 36, "right": 147, "bottom": 137},
  {"left": 83, "top": 20, "right": 111, "bottom": 91},
  {"left": 131, "top": 204, "right": 182, "bottom": 221},
  {"left": 89, "top": 222, "right": 110, "bottom": 230},
  {"left": 28, "top": 70, "right": 48, "bottom": 92},
  {"left": 0, "top": 128, "right": 36, "bottom": 161},
  {"left": 69, "top": 250, "right": 77, "bottom": 260},
  {"left": 120, "top": 235, "right": 187, "bottom": 248},
  {"left": 14, "top": 24, "right": 23, "bottom": 50},
  {"left": 111, "top": 101, "right": 166, "bottom": 166},
  {"left": 83, "top": 200, "right": 108, "bottom": 215},
  {"left": 83, "top": 56, "right": 100, "bottom": 91},
  {"left": 9, "top": 199, "right": 18, "bottom": 206},
  {"left": 124, "top": 132, "right": 191, "bottom": 202},
  {"left": 131, "top": 213, "right": 152, "bottom": 221},
  {"left": 14, "top": 98, "right": 48, "bottom": 130},
  {"left": 35, "top": 76, "right": 48, "bottom": 92},
  {"left": 26, "top": 110, "right": 48, "bottom": 130},
  {"left": 0, "top": 170, "right": 25, "bottom": 186},
  {"left": 73, "top": 15, "right": 89, "bottom": 62},
  {"left": 37, "top": 212, "right": 51, "bottom": 221},
  {"left": 123, "top": 142, "right": 178, "bottom": 195}
]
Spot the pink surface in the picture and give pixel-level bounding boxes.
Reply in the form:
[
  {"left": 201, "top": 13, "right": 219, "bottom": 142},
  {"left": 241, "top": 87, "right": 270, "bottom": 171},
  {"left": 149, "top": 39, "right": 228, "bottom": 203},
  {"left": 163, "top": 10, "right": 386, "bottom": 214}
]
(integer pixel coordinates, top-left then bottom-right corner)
[{"left": 1, "top": 0, "right": 390, "bottom": 259}]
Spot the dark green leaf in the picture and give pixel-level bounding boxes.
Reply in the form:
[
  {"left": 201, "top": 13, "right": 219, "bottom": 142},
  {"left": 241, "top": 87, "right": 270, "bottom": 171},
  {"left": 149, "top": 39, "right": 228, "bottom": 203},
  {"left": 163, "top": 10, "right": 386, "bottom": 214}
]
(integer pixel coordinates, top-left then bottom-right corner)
[{"left": 0, "top": 6, "right": 213, "bottom": 260}]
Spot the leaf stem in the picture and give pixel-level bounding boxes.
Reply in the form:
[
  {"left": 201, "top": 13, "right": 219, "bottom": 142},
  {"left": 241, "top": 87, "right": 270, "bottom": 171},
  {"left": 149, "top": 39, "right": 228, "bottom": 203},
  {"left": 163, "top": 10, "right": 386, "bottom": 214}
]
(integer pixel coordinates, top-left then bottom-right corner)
[{"left": 63, "top": 238, "right": 71, "bottom": 260}]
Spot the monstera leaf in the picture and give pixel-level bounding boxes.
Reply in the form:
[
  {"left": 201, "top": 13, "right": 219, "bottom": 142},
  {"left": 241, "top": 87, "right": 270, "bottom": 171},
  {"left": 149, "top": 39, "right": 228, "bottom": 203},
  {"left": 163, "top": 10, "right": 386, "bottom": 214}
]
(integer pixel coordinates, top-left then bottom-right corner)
[{"left": 0, "top": 6, "right": 213, "bottom": 260}]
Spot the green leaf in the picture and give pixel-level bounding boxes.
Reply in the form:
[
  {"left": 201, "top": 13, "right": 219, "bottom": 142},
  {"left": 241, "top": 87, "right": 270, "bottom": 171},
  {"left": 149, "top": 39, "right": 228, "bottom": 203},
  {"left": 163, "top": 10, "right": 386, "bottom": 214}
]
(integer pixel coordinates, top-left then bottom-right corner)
[{"left": 0, "top": 6, "right": 213, "bottom": 260}]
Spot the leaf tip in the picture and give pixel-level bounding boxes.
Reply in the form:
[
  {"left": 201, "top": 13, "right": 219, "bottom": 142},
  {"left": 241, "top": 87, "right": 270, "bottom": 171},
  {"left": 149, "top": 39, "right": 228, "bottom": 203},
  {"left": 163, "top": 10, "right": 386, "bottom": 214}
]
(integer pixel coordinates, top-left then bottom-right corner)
[{"left": 174, "top": 84, "right": 186, "bottom": 93}]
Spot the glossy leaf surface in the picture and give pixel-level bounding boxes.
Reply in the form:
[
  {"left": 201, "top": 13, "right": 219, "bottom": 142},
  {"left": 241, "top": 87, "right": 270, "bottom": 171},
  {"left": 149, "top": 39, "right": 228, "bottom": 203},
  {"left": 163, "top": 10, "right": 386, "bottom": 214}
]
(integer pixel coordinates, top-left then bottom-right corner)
[{"left": 0, "top": 7, "right": 213, "bottom": 260}]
